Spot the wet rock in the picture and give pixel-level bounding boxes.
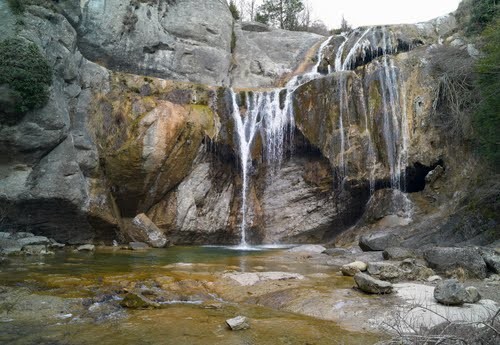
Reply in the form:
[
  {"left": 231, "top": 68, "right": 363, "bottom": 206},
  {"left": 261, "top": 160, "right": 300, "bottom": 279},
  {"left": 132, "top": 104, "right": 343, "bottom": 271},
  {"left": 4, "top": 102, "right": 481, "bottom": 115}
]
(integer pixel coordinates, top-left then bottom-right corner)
[
  {"left": 48, "top": 239, "right": 65, "bottom": 249},
  {"left": 226, "top": 315, "right": 250, "bottom": 330},
  {"left": 323, "top": 248, "right": 350, "bottom": 256},
  {"left": 0, "top": 256, "right": 10, "bottom": 265},
  {"left": 354, "top": 272, "right": 393, "bottom": 294},
  {"left": 434, "top": 279, "right": 468, "bottom": 305},
  {"left": 224, "top": 272, "right": 305, "bottom": 286},
  {"left": 22, "top": 245, "right": 53, "bottom": 255},
  {"left": 341, "top": 261, "right": 367, "bottom": 276},
  {"left": 367, "top": 262, "right": 405, "bottom": 281},
  {"left": 128, "top": 214, "right": 168, "bottom": 248},
  {"left": 424, "top": 247, "right": 487, "bottom": 279},
  {"left": 18, "top": 236, "right": 50, "bottom": 247},
  {"left": 0, "top": 239, "right": 22, "bottom": 255},
  {"left": 288, "top": 245, "right": 326, "bottom": 254},
  {"left": 0, "top": 232, "right": 11, "bottom": 239},
  {"left": 464, "top": 286, "right": 481, "bottom": 304},
  {"left": 383, "top": 247, "right": 418, "bottom": 260},
  {"left": 129, "top": 242, "right": 150, "bottom": 250},
  {"left": 11, "top": 232, "right": 35, "bottom": 239},
  {"left": 359, "top": 233, "right": 402, "bottom": 252},
  {"left": 77, "top": 244, "right": 95, "bottom": 252},
  {"left": 120, "top": 292, "right": 160, "bottom": 309}
]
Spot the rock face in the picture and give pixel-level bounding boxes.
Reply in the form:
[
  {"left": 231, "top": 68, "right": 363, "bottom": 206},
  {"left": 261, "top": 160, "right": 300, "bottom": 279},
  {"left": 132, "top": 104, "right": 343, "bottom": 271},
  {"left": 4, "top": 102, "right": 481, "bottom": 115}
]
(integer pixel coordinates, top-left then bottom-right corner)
[
  {"left": 424, "top": 247, "right": 488, "bottom": 279},
  {"left": 354, "top": 272, "right": 393, "bottom": 294},
  {"left": 434, "top": 279, "right": 468, "bottom": 305},
  {"left": 359, "top": 233, "right": 402, "bottom": 252},
  {"left": 126, "top": 214, "right": 168, "bottom": 248}
]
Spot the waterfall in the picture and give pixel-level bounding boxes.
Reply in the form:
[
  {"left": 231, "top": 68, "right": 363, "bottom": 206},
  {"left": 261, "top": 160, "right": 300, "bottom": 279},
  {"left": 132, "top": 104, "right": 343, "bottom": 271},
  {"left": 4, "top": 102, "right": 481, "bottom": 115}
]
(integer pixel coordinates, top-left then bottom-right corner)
[{"left": 229, "top": 35, "right": 334, "bottom": 245}]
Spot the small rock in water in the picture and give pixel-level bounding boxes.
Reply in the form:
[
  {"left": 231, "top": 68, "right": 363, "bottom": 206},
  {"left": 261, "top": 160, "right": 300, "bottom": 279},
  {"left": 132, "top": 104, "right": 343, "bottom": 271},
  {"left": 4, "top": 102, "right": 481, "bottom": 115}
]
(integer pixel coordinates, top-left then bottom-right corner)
[
  {"left": 434, "top": 279, "right": 468, "bottom": 305},
  {"left": 120, "top": 292, "right": 160, "bottom": 309},
  {"left": 323, "top": 248, "right": 350, "bottom": 257},
  {"left": 76, "top": 244, "right": 95, "bottom": 252},
  {"left": 354, "top": 272, "right": 393, "bottom": 294},
  {"left": 288, "top": 245, "right": 326, "bottom": 254},
  {"left": 226, "top": 315, "right": 250, "bottom": 330},
  {"left": 341, "top": 261, "right": 367, "bottom": 276},
  {"left": 129, "top": 242, "right": 150, "bottom": 250},
  {"left": 464, "top": 286, "right": 481, "bottom": 304}
]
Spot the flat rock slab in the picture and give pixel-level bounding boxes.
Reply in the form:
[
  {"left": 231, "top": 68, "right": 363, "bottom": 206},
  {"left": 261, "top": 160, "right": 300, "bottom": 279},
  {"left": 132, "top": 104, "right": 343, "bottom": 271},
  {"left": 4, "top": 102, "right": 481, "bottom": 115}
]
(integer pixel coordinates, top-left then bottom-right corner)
[
  {"left": 288, "top": 245, "right": 326, "bottom": 254},
  {"left": 354, "top": 272, "right": 393, "bottom": 294},
  {"left": 224, "top": 272, "right": 305, "bottom": 286}
]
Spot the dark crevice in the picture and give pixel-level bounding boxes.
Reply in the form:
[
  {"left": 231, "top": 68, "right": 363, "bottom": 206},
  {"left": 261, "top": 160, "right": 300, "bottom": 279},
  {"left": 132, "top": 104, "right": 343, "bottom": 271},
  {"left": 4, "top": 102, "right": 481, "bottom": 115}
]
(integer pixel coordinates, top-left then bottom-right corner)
[{"left": 403, "top": 159, "right": 445, "bottom": 193}]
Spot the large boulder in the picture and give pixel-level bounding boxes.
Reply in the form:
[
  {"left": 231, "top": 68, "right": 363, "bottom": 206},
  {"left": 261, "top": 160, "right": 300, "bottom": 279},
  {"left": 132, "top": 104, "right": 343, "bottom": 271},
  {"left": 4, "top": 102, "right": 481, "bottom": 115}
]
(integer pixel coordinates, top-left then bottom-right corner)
[
  {"left": 383, "top": 247, "right": 419, "bottom": 260},
  {"left": 341, "top": 261, "right": 367, "bottom": 276},
  {"left": 354, "top": 272, "right": 393, "bottom": 294},
  {"left": 367, "top": 262, "right": 404, "bottom": 281},
  {"left": 481, "top": 249, "right": 500, "bottom": 274},
  {"left": 424, "top": 247, "right": 488, "bottom": 279},
  {"left": 359, "top": 232, "right": 402, "bottom": 251},
  {"left": 125, "top": 214, "right": 168, "bottom": 248},
  {"left": 433, "top": 279, "right": 468, "bottom": 305}
]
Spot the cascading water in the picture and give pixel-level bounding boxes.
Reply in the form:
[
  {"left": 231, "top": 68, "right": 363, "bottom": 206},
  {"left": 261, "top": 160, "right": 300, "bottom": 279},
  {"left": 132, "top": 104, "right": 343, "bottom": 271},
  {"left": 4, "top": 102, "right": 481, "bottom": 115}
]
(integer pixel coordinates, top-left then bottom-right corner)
[{"left": 230, "top": 36, "right": 334, "bottom": 246}]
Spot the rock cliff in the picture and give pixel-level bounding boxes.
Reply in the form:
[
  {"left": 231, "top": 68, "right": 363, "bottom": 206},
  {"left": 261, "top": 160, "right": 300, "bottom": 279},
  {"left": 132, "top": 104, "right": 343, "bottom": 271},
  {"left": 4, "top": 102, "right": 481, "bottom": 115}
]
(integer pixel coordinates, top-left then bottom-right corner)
[{"left": 0, "top": 0, "right": 497, "bottom": 247}]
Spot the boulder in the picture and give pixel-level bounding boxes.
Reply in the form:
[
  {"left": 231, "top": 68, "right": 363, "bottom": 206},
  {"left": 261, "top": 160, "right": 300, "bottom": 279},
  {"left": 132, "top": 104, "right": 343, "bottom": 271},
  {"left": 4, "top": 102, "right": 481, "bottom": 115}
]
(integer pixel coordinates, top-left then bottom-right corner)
[
  {"left": 22, "top": 245, "right": 53, "bottom": 255},
  {"left": 11, "top": 232, "right": 35, "bottom": 239},
  {"left": 120, "top": 292, "right": 160, "bottom": 309},
  {"left": 359, "top": 233, "right": 402, "bottom": 251},
  {"left": 481, "top": 249, "right": 500, "bottom": 274},
  {"left": 434, "top": 279, "right": 468, "bottom": 305},
  {"left": 424, "top": 247, "right": 487, "bottom": 279},
  {"left": 323, "top": 248, "right": 350, "bottom": 257},
  {"left": 18, "top": 236, "right": 50, "bottom": 247},
  {"left": 288, "top": 245, "right": 326, "bottom": 254},
  {"left": 383, "top": 247, "right": 418, "bottom": 260},
  {"left": 129, "top": 242, "right": 150, "bottom": 250},
  {"left": 464, "top": 286, "right": 481, "bottom": 304},
  {"left": 128, "top": 214, "right": 168, "bottom": 248},
  {"left": 77, "top": 244, "right": 95, "bottom": 252},
  {"left": 226, "top": 316, "right": 250, "bottom": 330},
  {"left": 0, "top": 239, "right": 22, "bottom": 255},
  {"left": 0, "top": 232, "right": 11, "bottom": 239},
  {"left": 341, "top": 261, "right": 367, "bottom": 276},
  {"left": 354, "top": 273, "right": 393, "bottom": 294},
  {"left": 367, "top": 262, "right": 403, "bottom": 281}
]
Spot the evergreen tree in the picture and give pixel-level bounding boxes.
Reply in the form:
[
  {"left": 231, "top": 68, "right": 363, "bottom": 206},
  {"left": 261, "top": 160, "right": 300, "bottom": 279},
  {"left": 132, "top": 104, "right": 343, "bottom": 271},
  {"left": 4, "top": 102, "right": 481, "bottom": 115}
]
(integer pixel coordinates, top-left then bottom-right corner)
[{"left": 255, "top": 0, "right": 305, "bottom": 30}]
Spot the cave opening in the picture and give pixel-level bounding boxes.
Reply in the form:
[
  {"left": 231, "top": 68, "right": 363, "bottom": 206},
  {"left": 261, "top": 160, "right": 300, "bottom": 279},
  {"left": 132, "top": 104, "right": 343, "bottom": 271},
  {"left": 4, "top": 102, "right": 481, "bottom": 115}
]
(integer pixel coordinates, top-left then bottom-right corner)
[{"left": 403, "top": 159, "right": 444, "bottom": 193}]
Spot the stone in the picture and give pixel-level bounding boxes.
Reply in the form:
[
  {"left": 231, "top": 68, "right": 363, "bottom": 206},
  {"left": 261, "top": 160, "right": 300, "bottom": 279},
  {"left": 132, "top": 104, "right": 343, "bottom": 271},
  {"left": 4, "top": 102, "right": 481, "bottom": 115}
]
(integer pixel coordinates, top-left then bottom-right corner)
[
  {"left": 383, "top": 247, "right": 418, "bottom": 260},
  {"left": 241, "top": 22, "right": 270, "bottom": 32},
  {"left": 434, "top": 279, "right": 468, "bottom": 306},
  {"left": 129, "top": 214, "right": 168, "bottom": 248},
  {"left": 323, "top": 248, "right": 350, "bottom": 256},
  {"left": 224, "top": 272, "right": 304, "bottom": 286},
  {"left": 288, "top": 245, "right": 326, "bottom": 254},
  {"left": 0, "top": 239, "right": 22, "bottom": 255},
  {"left": 11, "top": 232, "right": 35, "bottom": 239},
  {"left": 120, "top": 293, "right": 160, "bottom": 309},
  {"left": 48, "top": 240, "right": 66, "bottom": 249},
  {"left": 367, "top": 262, "right": 403, "bottom": 281},
  {"left": 0, "top": 232, "right": 11, "bottom": 239},
  {"left": 18, "top": 236, "right": 50, "bottom": 247},
  {"left": 22, "top": 245, "right": 53, "bottom": 255},
  {"left": 464, "top": 286, "right": 481, "bottom": 304},
  {"left": 425, "top": 165, "right": 444, "bottom": 185},
  {"left": 77, "top": 244, "right": 95, "bottom": 252},
  {"left": 481, "top": 249, "right": 500, "bottom": 274},
  {"left": 354, "top": 273, "right": 393, "bottom": 294},
  {"left": 129, "top": 242, "right": 150, "bottom": 250},
  {"left": 226, "top": 316, "right": 250, "bottom": 331},
  {"left": 341, "top": 261, "right": 367, "bottom": 276},
  {"left": 359, "top": 233, "right": 402, "bottom": 252},
  {"left": 427, "top": 275, "right": 442, "bottom": 282},
  {"left": 424, "top": 247, "right": 488, "bottom": 279}
]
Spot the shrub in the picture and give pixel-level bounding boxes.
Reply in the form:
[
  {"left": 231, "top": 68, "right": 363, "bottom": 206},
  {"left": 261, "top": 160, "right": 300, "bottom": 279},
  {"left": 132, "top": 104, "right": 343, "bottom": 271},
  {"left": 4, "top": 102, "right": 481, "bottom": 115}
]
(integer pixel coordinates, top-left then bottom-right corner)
[
  {"left": 0, "top": 38, "right": 52, "bottom": 119},
  {"left": 229, "top": 1, "right": 240, "bottom": 20},
  {"left": 474, "top": 16, "right": 500, "bottom": 170}
]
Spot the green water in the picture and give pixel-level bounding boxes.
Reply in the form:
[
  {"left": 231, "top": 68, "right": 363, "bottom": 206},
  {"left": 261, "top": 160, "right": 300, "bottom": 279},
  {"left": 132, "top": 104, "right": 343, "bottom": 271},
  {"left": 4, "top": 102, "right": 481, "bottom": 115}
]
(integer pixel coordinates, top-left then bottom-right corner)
[{"left": 0, "top": 247, "right": 382, "bottom": 345}]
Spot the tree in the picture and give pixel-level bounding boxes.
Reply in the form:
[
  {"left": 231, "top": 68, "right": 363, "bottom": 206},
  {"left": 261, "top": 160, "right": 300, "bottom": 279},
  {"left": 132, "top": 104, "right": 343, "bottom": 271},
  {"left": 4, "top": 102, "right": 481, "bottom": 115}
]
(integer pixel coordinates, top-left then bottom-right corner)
[
  {"left": 255, "top": 0, "right": 305, "bottom": 30},
  {"left": 229, "top": 0, "right": 240, "bottom": 20},
  {"left": 340, "top": 15, "right": 352, "bottom": 33}
]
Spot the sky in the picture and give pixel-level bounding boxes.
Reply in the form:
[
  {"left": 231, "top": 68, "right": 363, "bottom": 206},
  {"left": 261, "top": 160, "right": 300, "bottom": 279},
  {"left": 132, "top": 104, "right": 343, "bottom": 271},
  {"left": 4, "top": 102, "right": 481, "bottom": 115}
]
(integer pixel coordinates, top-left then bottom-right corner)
[{"left": 308, "top": 0, "right": 462, "bottom": 29}]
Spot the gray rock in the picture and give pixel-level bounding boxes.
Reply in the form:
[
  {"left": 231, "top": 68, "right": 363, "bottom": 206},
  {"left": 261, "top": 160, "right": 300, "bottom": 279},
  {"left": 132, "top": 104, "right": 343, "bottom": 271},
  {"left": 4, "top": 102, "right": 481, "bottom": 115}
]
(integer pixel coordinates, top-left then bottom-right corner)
[
  {"left": 77, "top": 244, "right": 95, "bottom": 252},
  {"left": 354, "top": 272, "right": 393, "bottom": 294},
  {"left": 128, "top": 214, "right": 168, "bottom": 248},
  {"left": 481, "top": 249, "right": 500, "bottom": 274},
  {"left": 341, "top": 261, "right": 367, "bottom": 276},
  {"left": 0, "top": 232, "right": 11, "bottom": 239},
  {"left": 359, "top": 232, "right": 402, "bottom": 251},
  {"left": 424, "top": 247, "right": 488, "bottom": 279},
  {"left": 367, "top": 262, "right": 404, "bottom": 281},
  {"left": 241, "top": 22, "right": 270, "bottom": 32},
  {"left": 464, "top": 286, "right": 481, "bottom": 304},
  {"left": 434, "top": 279, "right": 468, "bottom": 305},
  {"left": 288, "top": 245, "right": 326, "bottom": 254},
  {"left": 323, "top": 248, "right": 350, "bottom": 256},
  {"left": 427, "top": 275, "right": 442, "bottom": 282},
  {"left": 129, "top": 242, "right": 150, "bottom": 250},
  {"left": 425, "top": 165, "right": 444, "bottom": 186},
  {"left": 22, "top": 245, "right": 53, "bottom": 255},
  {"left": 226, "top": 316, "right": 250, "bottom": 330},
  {"left": 11, "top": 232, "right": 35, "bottom": 239},
  {"left": 0, "top": 239, "right": 22, "bottom": 255},
  {"left": 18, "top": 236, "right": 50, "bottom": 247},
  {"left": 48, "top": 239, "right": 66, "bottom": 249},
  {"left": 383, "top": 247, "right": 418, "bottom": 260}
]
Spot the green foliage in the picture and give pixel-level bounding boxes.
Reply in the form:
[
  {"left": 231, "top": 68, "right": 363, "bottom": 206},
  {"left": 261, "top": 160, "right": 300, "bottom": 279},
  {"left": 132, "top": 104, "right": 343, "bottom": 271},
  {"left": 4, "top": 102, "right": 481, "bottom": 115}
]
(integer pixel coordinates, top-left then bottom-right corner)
[
  {"left": 474, "top": 16, "right": 500, "bottom": 170},
  {"left": 229, "top": 0, "right": 240, "bottom": 20},
  {"left": 458, "top": 0, "right": 499, "bottom": 35},
  {"left": 0, "top": 38, "right": 52, "bottom": 118},
  {"left": 231, "top": 29, "right": 237, "bottom": 53},
  {"left": 256, "top": 0, "right": 304, "bottom": 30}
]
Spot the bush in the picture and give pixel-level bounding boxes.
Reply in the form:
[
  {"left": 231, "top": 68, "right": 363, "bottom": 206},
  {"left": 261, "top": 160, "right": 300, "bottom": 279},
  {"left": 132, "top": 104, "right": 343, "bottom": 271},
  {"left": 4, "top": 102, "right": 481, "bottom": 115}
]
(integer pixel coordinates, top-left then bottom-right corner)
[
  {"left": 475, "top": 16, "right": 500, "bottom": 170},
  {"left": 229, "top": 1, "right": 240, "bottom": 20},
  {"left": 0, "top": 38, "right": 52, "bottom": 119}
]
